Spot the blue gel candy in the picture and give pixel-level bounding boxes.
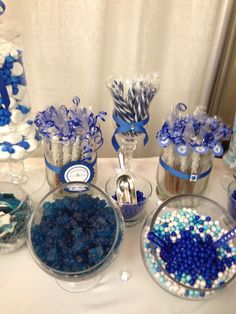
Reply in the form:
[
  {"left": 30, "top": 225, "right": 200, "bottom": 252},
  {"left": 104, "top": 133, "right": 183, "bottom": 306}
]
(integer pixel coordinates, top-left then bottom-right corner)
[{"left": 31, "top": 194, "right": 120, "bottom": 272}]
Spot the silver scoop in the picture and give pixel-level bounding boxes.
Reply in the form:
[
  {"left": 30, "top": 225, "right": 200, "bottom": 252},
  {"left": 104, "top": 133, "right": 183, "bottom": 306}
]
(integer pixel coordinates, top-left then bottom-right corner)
[{"left": 116, "top": 151, "right": 137, "bottom": 206}]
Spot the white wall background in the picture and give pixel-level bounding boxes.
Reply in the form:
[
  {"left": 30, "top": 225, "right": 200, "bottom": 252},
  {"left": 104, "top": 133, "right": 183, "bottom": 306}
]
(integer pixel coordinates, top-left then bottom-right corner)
[{"left": 1, "top": 0, "right": 224, "bottom": 157}]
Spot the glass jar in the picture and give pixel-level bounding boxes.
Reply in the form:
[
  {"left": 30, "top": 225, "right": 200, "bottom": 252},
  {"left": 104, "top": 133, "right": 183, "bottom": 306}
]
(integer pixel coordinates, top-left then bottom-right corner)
[
  {"left": 27, "top": 181, "right": 124, "bottom": 292},
  {"left": 0, "top": 181, "right": 32, "bottom": 254},
  {"left": 228, "top": 181, "right": 236, "bottom": 221},
  {"left": 0, "top": 26, "right": 41, "bottom": 183},
  {"left": 43, "top": 136, "right": 97, "bottom": 189},
  {"left": 156, "top": 145, "right": 213, "bottom": 200}
]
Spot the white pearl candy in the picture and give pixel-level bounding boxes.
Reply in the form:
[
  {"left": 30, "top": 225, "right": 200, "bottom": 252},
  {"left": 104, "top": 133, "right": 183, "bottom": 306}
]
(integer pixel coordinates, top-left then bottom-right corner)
[
  {"left": 2, "top": 133, "right": 22, "bottom": 145},
  {"left": 0, "top": 150, "right": 10, "bottom": 160},
  {"left": 10, "top": 109, "right": 24, "bottom": 124},
  {"left": 11, "top": 62, "right": 24, "bottom": 76},
  {"left": 11, "top": 145, "right": 27, "bottom": 160}
]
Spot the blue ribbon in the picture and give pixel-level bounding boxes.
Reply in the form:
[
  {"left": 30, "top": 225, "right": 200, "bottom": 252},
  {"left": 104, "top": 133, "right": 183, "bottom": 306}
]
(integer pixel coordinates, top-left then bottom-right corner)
[
  {"left": 45, "top": 155, "right": 97, "bottom": 175},
  {"left": 0, "top": 1, "right": 5, "bottom": 16},
  {"left": 159, "top": 157, "right": 212, "bottom": 182},
  {"left": 0, "top": 72, "right": 10, "bottom": 109},
  {"left": 112, "top": 113, "right": 149, "bottom": 151}
]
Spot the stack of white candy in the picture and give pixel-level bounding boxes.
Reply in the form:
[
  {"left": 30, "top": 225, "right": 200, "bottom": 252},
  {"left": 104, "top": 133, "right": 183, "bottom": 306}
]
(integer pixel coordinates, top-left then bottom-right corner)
[{"left": 0, "top": 39, "right": 41, "bottom": 160}]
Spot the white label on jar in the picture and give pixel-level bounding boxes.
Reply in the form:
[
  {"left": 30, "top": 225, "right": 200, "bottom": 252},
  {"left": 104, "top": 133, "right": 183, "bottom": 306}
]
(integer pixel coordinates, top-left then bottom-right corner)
[{"left": 64, "top": 164, "right": 91, "bottom": 182}]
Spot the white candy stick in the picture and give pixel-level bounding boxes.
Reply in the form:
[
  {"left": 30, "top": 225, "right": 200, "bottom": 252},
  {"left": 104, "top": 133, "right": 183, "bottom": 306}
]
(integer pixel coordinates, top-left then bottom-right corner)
[
  {"left": 71, "top": 138, "right": 81, "bottom": 161},
  {"left": 51, "top": 136, "right": 62, "bottom": 167},
  {"left": 62, "top": 140, "right": 72, "bottom": 165}
]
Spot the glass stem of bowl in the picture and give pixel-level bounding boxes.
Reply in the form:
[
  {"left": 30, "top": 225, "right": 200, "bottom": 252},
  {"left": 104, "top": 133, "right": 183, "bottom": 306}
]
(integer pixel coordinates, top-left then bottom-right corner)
[
  {"left": 9, "top": 160, "right": 28, "bottom": 184},
  {"left": 120, "top": 135, "right": 138, "bottom": 171}
]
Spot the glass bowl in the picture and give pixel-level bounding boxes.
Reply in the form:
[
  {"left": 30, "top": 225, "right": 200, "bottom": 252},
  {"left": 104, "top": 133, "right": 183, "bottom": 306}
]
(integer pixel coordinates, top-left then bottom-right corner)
[
  {"left": 0, "top": 182, "right": 32, "bottom": 254},
  {"left": 105, "top": 173, "right": 152, "bottom": 226},
  {"left": 140, "top": 194, "right": 236, "bottom": 300},
  {"left": 27, "top": 181, "right": 124, "bottom": 293}
]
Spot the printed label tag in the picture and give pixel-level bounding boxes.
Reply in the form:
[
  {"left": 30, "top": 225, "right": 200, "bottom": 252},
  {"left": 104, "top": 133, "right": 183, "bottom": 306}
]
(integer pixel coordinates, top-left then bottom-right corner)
[{"left": 60, "top": 160, "right": 95, "bottom": 183}]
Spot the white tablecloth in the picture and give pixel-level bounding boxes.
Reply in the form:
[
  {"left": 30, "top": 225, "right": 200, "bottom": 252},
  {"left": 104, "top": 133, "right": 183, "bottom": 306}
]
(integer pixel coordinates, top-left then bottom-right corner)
[{"left": 0, "top": 158, "right": 235, "bottom": 314}]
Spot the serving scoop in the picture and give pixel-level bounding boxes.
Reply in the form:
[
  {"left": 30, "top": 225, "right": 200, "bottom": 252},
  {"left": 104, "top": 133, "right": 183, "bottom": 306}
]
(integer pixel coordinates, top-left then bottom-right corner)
[{"left": 116, "top": 151, "right": 137, "bottom": 206}]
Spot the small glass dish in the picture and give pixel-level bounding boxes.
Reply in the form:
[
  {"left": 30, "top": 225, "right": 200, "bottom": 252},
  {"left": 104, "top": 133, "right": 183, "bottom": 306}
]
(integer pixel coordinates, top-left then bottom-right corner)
[
  {"left": 140, "top": 194, "right": 236, "bottom": 300},
  {"left": 0, "top": 182, "right": 32, "bottom": 254},
  {"left": 27, "top": 181, "right": 124, "bottom": 293},
  {"left": 105, "top": 173, "right": 152, "bottom": 226}
]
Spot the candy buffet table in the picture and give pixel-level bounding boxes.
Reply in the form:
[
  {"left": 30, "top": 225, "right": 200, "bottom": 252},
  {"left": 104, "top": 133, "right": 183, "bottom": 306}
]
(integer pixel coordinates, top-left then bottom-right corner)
[{"left": 0, "top": 158, "right": 235, "bottom": 314}]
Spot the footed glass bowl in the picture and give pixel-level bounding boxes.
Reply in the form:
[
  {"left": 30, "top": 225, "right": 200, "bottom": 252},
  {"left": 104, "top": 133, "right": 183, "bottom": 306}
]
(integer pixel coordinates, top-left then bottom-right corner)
[
  {"left": 141, "top": 194, "right": 236, "bottom": 300},
  {"left": 27, "top": 182, "right": 124, "bottom": 293},
  {"left": 0, "top": 182, "right": 32, "bottom": 254},
  {"left": 105, "top": 173, "right": 152, "bottom": 226}
]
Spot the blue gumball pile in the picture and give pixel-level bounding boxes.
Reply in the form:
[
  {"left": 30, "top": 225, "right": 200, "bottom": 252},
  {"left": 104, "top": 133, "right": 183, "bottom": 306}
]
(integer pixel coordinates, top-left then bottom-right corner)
[{"left": 31, "top": 194, "right": 119, "bottom": 272}]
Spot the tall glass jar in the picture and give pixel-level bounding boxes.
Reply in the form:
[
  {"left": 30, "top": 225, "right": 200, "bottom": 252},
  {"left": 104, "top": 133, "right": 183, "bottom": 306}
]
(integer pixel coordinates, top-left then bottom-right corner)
[
  {"left": 0, "top": 26, "right": 41, "bottom": 184},
  {"left": 156, "top": 145, "right": 213, "bottom": 200},
  {"left": 43, "top": 136, "right": 97, "bottom": 189}
]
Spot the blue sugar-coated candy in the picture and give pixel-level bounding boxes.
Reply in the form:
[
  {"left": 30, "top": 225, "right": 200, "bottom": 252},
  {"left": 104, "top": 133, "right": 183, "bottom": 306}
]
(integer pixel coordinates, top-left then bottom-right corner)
[
  {"left": 18, "top": 141, "right": 30, "bottom": 150},
  {"left": 13, "top": 87, "right": 19, "bottom": 95},
  {"left": 5, "top": 56, "right": 14, "bottom": 63},
  {"left": 16, "top": 105, "right": 30, "bottom": 115},
  {"left": 31, "top": 194, "right": 119, "bottom": 273},
  {"left": 112, "top": 190, "right": 146, "bottom": 220}
]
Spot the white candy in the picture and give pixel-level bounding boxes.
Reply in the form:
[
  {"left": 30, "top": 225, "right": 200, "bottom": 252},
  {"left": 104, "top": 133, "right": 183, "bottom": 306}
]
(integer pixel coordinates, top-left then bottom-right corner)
[
  {"left": 9, "top": 97, "right": 16, "bottom": 109},
  {"left": 0, "top": 150, "right": 10, "bottom": 160},
  {"left": 14, "top": 85, "right": 26, "bottom": 101},
  {"left": 0, "top": 124, "right": 16, "bottom": 134},
  {"left": 10, "top": 109, "right": 24, "bottom": 124},
  {"left": 11, "top": 145, "right": 27, "bottom": 160},
  {"left": 26, "top": 139, "right": 39, "bottom": 152},
  {"left": 3, "top": 132, "right": 22, "bottom": 145},
  {"left": 6, "top": 85, "right": 13, "bottom": 97},
  {"left": 10, "top": 48, "right": 19, "bottom": 59},
  {"left": 11, "top": 62, "right": 23, "bottom": 76}
]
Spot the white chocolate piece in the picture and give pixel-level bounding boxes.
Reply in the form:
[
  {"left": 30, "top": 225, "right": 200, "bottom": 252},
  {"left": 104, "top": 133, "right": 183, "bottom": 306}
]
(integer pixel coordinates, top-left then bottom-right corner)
[
  {"left": 26, "top": 139, "right": 39, "bottom": 152},
  {"left": 9, "top": 97, "right": 16, "bottom": 109},
  {"left": 11, "top": 62, "right": 23, "bottom": 76},
  {"left": 10, "top": 48, "right": 19, "bottom": 59},
  {"left": 11, "top": 145, "right": 27, "bottom": 160},
  {"left": 10, "top": 109, "right": 24, "bottom": 124},
  {"left": 6, "top": 85, "right": 13, "bottom": 97},
  {"left": 16, "top": 123, "right": 32, "bottom": 137},
  {"left": 3, "top": 133, "right": 22, "bottom": 145},
  {"left": 25, "top": 127, "right": 36, "bottom": 139},
  {"left": 14, "top": 85, "right": 26, "bottom": 101},
  {"left": 0, "top": 124, "right": 16, "bottom": 134},
  {"left": 0, "top": 150, "right": 10, "bottom": 160}
]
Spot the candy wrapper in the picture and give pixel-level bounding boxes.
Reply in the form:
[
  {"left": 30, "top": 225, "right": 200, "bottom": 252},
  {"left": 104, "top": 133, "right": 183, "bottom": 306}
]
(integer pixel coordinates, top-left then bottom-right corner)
[
  {"left": 34, "top": 97, "right": 106, "bottom": 188},
  {"left": 156, "top": 103, "right": 231, "bottom": 199}
]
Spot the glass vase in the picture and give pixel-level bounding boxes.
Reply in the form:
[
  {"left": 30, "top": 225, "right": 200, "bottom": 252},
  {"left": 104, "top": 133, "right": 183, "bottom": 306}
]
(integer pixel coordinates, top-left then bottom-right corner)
[
  {"left": 0, "top": 26, "right": 42, "bottom": 189},
  {"left": 156, "top": 145, "right": 213, "bottom": 200},
  {"left": 43, "top": 137, "right": 97, "bottom": 189}
]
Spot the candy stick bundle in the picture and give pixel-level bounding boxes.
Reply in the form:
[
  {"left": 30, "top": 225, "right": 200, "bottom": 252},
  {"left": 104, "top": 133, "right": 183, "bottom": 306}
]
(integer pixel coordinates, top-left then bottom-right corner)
[
  {"left": 35, "top": 98, "right": 106, "bottom": 187},
  {"left": 157, "top": 103, "right": 231, "bottom": 195}
]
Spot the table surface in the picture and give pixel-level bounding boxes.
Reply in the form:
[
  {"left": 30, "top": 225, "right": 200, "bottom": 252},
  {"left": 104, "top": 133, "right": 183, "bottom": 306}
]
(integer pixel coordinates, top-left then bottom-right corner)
[{"left": 0, "top": 157, "right": 235, "bottom": 314}]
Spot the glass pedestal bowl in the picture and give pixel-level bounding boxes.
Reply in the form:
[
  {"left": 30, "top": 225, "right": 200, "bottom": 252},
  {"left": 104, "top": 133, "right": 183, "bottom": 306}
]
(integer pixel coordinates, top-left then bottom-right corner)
[
  {"left": 27, "top": 182, "right": 124, "bottom": 293},
  {"left": 141, "top": 194, "right": 236, "bottom": 300},
  {"left": 0, "top": 182, "right": 32, "bottom": 254},
  {"left": 105, "top": 173, "right": 152, "bottom": 226}
]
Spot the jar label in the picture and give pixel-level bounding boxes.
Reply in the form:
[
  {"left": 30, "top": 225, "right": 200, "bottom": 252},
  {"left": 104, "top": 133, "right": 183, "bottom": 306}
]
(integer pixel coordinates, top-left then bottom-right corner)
[{"left": 59, "top": 160, "right": 95, "bottom": 183}]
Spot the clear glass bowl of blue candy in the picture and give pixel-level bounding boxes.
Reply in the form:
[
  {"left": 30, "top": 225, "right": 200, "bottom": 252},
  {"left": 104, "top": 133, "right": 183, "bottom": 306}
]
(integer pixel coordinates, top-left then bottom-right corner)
[
  {"left": 141, "top": 194, "right": 236, "bottom": 300},
  {"left": 0, "top": 182, "right": 32, "bottom": 254},
  {"left": 105, "top": 173, "right": 152, "bottom": 226},
  {"left": 27, "top": 181, "right": 124, "bottom": 293}
]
